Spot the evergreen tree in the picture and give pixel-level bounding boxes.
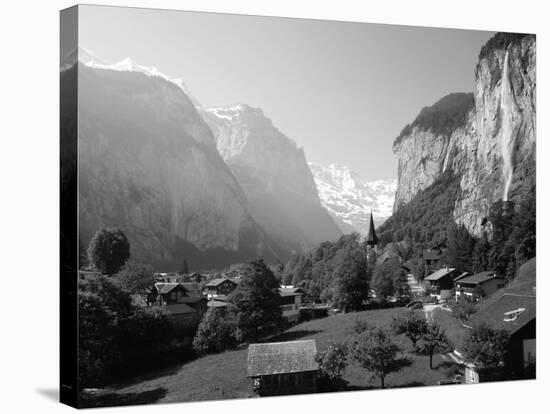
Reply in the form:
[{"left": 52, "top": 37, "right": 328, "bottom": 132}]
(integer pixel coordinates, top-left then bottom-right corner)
[
  {"left": 445, "top": 223, "right": 475, "bottom": 272},
  {"left": 472, "top": 231, "right": 491, "bottom": 273}
]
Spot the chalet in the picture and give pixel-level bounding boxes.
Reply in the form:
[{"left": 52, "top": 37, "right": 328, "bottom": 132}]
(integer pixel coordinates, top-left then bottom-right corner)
[
  {"left": 422, "top": 248, "right": 443, "bottom": 269},
  {"left": 247, "top": 340, "right": 319, "bottom": 396},
  {"left": 203, "top": 278, "right": 238, "bottom": 299},
  {"left": 454, "top": 271, "right": 504, "bottom": 302},
  {"left": 279, "top": 287, "right": 304, "bottom": 322},
  {"left": 464, "top": 259, "right": 536, "bottom": 382},
  {"left": 424, "top": 267, "right": 461, "bottom": 300},
  {"left": 186, "top": 272, "right": 204, "bottom": 283},
  {"left": 150, "top": 282, "right": 207, "bottom": 333}
]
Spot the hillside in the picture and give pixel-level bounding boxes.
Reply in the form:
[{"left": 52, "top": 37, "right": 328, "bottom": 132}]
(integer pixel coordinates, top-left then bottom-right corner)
[
  {"left": 81, "top": 308, "right": 460, "bottom": 407},
  {"left": 66, "top": 59, "right": 280, "bottom": 270},
  {"left": 202, "top": 104, "right": 342, "bottom": 258}
]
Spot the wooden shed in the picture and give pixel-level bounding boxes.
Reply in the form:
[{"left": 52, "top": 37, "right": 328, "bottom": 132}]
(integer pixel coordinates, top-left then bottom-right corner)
[{"left": 247, "top": 340, "right": 319, "bottom": 396}]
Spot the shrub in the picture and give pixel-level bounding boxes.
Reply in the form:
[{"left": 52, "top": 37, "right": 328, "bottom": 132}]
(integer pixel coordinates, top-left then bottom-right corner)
[{"left": 193, "top": 307, "right": 237, "bottom": 355}]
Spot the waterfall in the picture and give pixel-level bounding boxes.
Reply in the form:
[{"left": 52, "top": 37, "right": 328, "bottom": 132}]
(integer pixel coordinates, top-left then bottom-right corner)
[{"left": 500, "top": 50, "right": 519, "bottom": 201}]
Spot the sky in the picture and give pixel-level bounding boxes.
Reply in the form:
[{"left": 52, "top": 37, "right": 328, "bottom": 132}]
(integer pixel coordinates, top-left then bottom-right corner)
[{"left": 78, "top": 5, "right": 494, "bottom": 181}]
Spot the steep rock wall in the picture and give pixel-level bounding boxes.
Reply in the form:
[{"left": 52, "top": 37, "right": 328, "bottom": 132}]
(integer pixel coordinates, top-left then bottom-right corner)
[{"left": 393, "top": 34, "right": 535, "bottom": 235}]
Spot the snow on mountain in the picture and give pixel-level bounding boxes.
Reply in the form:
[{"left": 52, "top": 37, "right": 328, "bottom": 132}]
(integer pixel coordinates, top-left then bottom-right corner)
[
  {"left": 308, "top": 163, "right": 396, "bottom": 234},
  {"left": 62, "top": 47, "right": 202, "bottom": 108}
]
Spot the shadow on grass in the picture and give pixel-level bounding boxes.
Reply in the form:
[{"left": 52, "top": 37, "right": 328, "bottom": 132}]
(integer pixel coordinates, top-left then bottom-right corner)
[
  {"left": 79, "top": 387, "right": 167, "bottom": 408},
  {"left": 264, "top": 329, "right": 322, "bottom": 343}
]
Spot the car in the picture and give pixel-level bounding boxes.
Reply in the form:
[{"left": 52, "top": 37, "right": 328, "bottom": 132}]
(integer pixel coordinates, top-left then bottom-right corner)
[{"left": 406, "top": 300, "right": 423, "bottom": 310}]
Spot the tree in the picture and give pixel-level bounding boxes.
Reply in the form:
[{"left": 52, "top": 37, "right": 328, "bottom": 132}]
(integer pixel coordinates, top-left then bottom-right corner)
[
  {"left": 115, "top": 261, "right": 155, "bottom": 294},
  {"left": 416, "top": 323, "right": 450, "bottom": 369},
  {"left": 193, "top": 307, "right": 237, "bottom": 355},
  {"left": 445, "top": 223, "right": 475, "bottom": 272},
  {"left": 316, "top": 342, "right": 348, "bottom": 390},
  {"left": 229, "top": 260, "right": 284, "bottom": 342},
  {"left": 511, "top": 190, "right": 536, "bottom": 266},
  {"left": 472, "top": 231, "right": 491, "bottom": 273},
  {"left": 331, "top": 246, "right": 370, "bottom": 311},
  {"left": 270, "top": 261, "right": 285, "bottom": 283},
  {"left": 391, "top": 310, "right": 428, "bottom": 348},
  {"left": 486, "top": 201, "right": 516, "bottom": 278},
  {"left": 87, "top": 227, "right": 130, "bottom": 275},
  {"left": 463, "top": 323, "right": 511, "bottom": 369},
  {"left": 78, "top": 272, "right": 176, "bottom": 388},
  {"left": 348, "top": 325, "right": 404, "bottom": 388},
  {"left": 78, "top": 273, "right": 133, "bottom": 387},
  {"left": 450, "top": 298, "right": 477, "bottom": 322},
  {"left": 371, "top": 259, "right": 407, "bottom": 299}
]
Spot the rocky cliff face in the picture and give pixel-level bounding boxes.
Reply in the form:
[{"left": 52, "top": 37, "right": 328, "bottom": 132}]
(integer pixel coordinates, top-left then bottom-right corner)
[
  {"left": 308, "top": 163, "right": 396, "bottom": 234},
  {"left": 393, "top": 34, "right": 535, "bottom": 235},
  {"left": 71, "top": 64, "right": 278, "bottom": 270},
  {"left": 202, "top": 104, "right": 342, "bottom": 256}
]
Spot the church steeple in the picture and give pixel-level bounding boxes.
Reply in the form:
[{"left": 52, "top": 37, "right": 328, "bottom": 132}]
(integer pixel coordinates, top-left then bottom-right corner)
[{"left": 366, "top": 210, "right": 378, "bottom": 248}]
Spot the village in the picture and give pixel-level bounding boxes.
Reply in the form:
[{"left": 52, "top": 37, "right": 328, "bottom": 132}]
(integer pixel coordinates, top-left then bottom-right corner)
[{"left": 78, "top": 208, "right": 536, "bottom": 406}]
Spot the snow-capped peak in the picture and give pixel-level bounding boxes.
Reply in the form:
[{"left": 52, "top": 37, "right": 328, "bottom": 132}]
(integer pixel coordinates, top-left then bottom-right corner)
[
  {"left": 203, "top": 103, "right": 265, "bottom": 122},
  {"left": 309, "top": 162, "right": 397, "bottom": 234},
  {"left": 62, "top": 47, "right": 202, "bottom": 108}
]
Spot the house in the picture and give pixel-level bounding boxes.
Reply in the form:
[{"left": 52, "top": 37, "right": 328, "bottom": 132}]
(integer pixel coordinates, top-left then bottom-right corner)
[
  {"left": 186, "top": 272, "right": 204, "bottom": 283},
  {"left": 247, "top": 340, "right": 319, "bottom": 396},
  {"left": 454, "top": 271, "right": 504, "bottom": 302},
  {"left": 150, "top": 282, "right": 208, "bottom": 334},
  {"left": 279, "top": 287, "right": 304, "bottom": 322},
  {"left": 463, "top": 259, "right": 536, "bottom": 382},
  {"left": 423, "top": 267, "right": 461, "bottom": 300},
  {"left": 203, "top": 278, "right": 238, "bottom": 298},
  {"left": 422, "top": 248, "right": 442, "bottom": 268},
  {"left": 465, "top": 288, "right": 535, "bottom": 381}
]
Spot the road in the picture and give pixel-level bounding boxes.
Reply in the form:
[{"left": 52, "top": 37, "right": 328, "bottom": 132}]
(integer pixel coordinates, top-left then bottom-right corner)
[{"left": 422, "top": 303, "right": 439, "bottom": 324}]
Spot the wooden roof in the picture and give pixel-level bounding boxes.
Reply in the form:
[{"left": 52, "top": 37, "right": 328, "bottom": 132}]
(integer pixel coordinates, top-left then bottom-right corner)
[
  {"left": 247, "top": 340, "right": 319, "bottom": 377},
  {"left": 456, "top": 271, "right": 498, "bottom": 286},
  {"left": 467, "top": 294, "right": 535, "bottom": 335},
  {"left": 204, "top": 278, "right": 237, "bottom": 287},
  {"left": 279, "top": 287, "right": 304, "bottom": 296},
  {"left": 424, "top": 267, "right": 457, "bottom": 281}
]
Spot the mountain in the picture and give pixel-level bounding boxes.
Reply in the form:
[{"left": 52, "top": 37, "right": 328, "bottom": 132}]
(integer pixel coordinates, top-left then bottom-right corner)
[
  {"left": 62, "top": 53, "right": 280, "bottom": 271},
  {"left": 202, "top": 104, "right": 342, "bottom": 257},
  {"left": 308, "top": 163, "right": 396, "bottom": 234},
  {"left": 388, "top": 33, "right": 535, "bottom": 237}
]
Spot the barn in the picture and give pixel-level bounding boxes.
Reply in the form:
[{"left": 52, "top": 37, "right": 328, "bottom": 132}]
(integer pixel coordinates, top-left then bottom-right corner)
[{"left": 247, "top": 340, "right": 319, "bottom": 396}]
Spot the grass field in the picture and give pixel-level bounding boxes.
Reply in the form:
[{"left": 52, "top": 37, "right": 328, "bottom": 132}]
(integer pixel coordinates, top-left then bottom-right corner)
[
  {"left": 432, "top": 307, "right": 469, "bottom": 352},
  {"left": 81, "top": 308, "right": 463, "bottom": 408}
]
